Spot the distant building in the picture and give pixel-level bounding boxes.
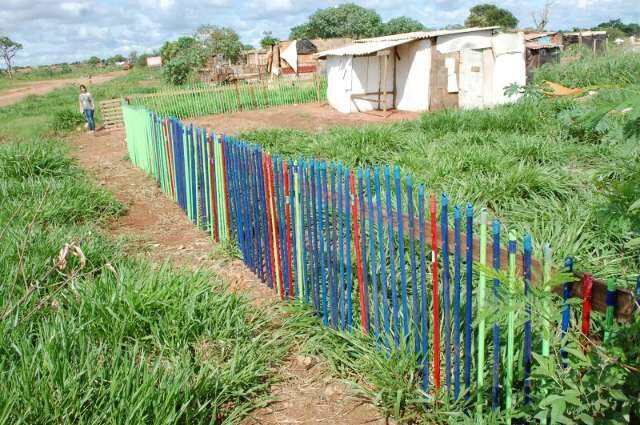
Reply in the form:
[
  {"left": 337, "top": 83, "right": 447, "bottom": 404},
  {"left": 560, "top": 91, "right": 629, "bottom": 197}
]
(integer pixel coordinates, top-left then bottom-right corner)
[
  {"left": 318, "top": 27, "right": 526, "bottom": 113},
  {"left": 562, "top": 31, "right": 608, "bottom": 53},
  {"left": 146, "top": 56, "right": 162, "bottom": 68},
  {"left": 524, "top": 32, "right": 562, "bottom": 79}
]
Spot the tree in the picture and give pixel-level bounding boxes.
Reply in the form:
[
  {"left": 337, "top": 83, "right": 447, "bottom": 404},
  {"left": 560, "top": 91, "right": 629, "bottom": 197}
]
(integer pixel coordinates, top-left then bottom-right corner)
[
  {"left": 195, "top": 25, "right": 243, "bottom": 63},
  {"left": 532, "top": 0, "right": 554, "bottom": 31},
  {"left": 595, "top": 19, "right": 640, "bottom": 36},
  {"left": 381, "top": 17, "right": 426, "bottom": 35},
  {"left": 260, "top": 31, "right": 279, "bottom": 48},
  {"left": 128, "top": 51, "right": 138, "bottom": 64},
  {"left": 87, "top": 56, "right": 101, "bottom": 66},
  {"left": 289, "top": 4, "right": 383, "bottom": 39},
  {"left": 106, "top": 54, "right": 126, "bottom": 64},
  {"left": 160, "top": 36, "right": 196, "bottom": 64},
  {"left": 0, "top": 36, "right": 23, "bottom": 78},
  {"left": 464, "top": 4, "right": 518, "bottom": 29}
]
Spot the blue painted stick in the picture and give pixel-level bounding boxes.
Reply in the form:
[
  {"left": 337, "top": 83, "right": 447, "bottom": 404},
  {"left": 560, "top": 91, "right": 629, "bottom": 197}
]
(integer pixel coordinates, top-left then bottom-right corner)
[
  {"left": 407, "top": 176, "right": 420, "bottom": 353},
  {"left": 453, "top": 206, "right": 461, "bottom": 400},
  {"left": 395, "top": 166, "right": 409, "bottom": 340},
  {"left": 492, "top": 219, "right": 501, "bottom": 410},
  {"left": 329, "top": 163, "right": 339, "bottom": 328},
  {"left": 357, "top": 169, "right": 370, "bottom": 332},
  {"left": 523, "top": 234, "right": 533, "bottom": 405},
  {"left": 309, "top": 162, "right": 320, "bottom": 312},
  {"left": 441, "top": 193, "right": 451, "bottom": 392},
  {"left": 561, "top": 257, "right": 574, "bottom": 364},
  {"left": 366, "top": 169, "right": 381, "bottom": 345},
  {"left": 418, "top": 185, "right": 429, "bottom": 391},
  {"left": 384, "top": 166, "right": 399, "bottom": 347},
  {"left": 375, "top": 168, "right": 391, "bottom": 349},
  {"left": 318, "top": 162, "right": 329, "bottom": 326},
  {"left": 337, "top": 164, "right": 346, "bottom": 330},
  {"left": 464, "top": 204, "right": 473, "bottom": 397}
]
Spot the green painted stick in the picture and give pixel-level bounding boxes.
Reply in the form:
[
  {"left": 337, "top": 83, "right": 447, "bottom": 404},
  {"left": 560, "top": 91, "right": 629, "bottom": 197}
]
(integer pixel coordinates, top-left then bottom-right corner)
[
  {"left": 604, "top": 278, "right": 616, "bottom": 344},
  {"left": 541, "top": 243, "right": 552, "bottom": 425},
  {"left": 476, "top": 208, "right": 488, "bottom": 420},
  {"left": 505, "top": 231, "right": 517, "bottom": 423}
]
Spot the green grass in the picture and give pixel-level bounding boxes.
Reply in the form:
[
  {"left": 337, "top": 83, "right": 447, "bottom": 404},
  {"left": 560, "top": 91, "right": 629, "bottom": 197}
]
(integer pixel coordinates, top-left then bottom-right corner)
[
  {"left": 0, "top": 67, "right": 163, "bottom": 142},
  {"left": 239, "top": 95, "right": 639, "bottom": 281},
  {"left": 0, "top": 72, "right": 293, "bottom": 424},
  {"left": 0, "top": 64, "right": 123, "bottom": 92}
]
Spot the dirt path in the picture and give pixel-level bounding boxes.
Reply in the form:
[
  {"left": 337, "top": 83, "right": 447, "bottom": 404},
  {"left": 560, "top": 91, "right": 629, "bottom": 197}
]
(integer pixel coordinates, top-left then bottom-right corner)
[
  {"left": 72, "top": 128, "right": 390, "bottom": 425},
  {"left": 0, "top": 70, "right": 129, "bottom": 108},
  {"left": 190, "top": 103, "right": 420, "bottom": 135}
]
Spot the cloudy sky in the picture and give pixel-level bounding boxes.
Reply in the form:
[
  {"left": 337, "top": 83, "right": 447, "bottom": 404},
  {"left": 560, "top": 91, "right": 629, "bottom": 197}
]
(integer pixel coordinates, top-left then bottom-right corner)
[{"left": 2, "top": 0, "right": 638, "bottom": 66}]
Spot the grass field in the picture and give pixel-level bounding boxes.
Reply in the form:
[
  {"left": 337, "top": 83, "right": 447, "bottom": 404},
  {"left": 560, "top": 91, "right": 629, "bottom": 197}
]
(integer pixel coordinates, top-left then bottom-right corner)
[
  {"left": 0, "top": 69, "right": 296, "bottom": 424},
  {"left": 0, "top": 64, "right": 124, "bottom": 92},
  {"left": 239, "top": 51, "right": 640, "bottom": 283}
]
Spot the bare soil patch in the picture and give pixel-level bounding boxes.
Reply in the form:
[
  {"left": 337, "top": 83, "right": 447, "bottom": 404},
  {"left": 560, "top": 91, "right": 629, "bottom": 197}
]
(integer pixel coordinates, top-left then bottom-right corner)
[
  {"left": 190, "top": 102, "right": 419, "bottom": 135},
  {"left": 72, "top": 126, "right": 391, "bottom": 425},
  {"left": 0, "top": 70, "right": 129, "bottom": 108}
]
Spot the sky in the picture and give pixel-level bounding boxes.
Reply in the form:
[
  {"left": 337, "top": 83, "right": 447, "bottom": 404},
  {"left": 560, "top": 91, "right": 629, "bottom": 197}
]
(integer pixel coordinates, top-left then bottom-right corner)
[{"left": 2, "top": 0, "right": 639, "bottom": 67}]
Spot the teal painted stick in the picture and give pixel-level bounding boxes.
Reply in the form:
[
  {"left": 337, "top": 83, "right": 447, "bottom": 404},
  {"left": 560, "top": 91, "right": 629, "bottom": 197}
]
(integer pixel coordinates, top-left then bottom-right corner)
[
  {"left": 476, "top": 208, "right": 488, "bottom": 420},
  {"left": 541, "top": 243, "right": 552, "bottom": 425}
]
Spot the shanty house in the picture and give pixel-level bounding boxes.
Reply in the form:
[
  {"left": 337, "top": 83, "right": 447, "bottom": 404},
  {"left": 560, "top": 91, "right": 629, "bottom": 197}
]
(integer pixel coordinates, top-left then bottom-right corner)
[
  {"left": 562, "top": 31, "right": 608, "bottom": 54},
  {"left": 317, "top": 27, "right": 526, "bottom": 113},
  {"left": 524, "top": 32, "right": 562, "bottom": 79}
]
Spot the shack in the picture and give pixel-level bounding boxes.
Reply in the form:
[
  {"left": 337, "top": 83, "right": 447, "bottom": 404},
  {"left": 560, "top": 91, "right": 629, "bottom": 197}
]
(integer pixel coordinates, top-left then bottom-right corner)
[
  {"left": 269, "top": 38, "right": 352, "bottom": 76},
  {"left": 562, "top": 31, "right": 608, "bottom": 53},
  {"left": 318, "top": 27, "right": 526, "bottom": 113},
  {"left": 524, "top": 32, "right": 562, "bottom": 79}
]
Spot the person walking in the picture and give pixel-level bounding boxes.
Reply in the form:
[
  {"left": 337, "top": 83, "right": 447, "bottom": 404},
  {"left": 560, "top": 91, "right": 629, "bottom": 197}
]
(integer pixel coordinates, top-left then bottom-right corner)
[{"left": 79, "top": 84, "right": 96, "bottom": 133}]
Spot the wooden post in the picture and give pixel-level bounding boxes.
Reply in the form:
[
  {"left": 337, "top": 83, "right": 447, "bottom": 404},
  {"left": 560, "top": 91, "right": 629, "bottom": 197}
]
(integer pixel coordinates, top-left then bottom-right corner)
[
  {"left": 262, "top": 79, "right": 270, "bottom": 107},
  {"left": 382, "top": 53, "right": 388, "bottom": 112},
  {"left": 249, "top": 83, "right": 258, "bottom": 109},
  {"left": 234, "top": 80, "right": 243, "bottom": 111},
  {"left": 392, "top": 47, "right": 397, "bottom": 110},
  {"left": 314, "top": 73, "right": 321, "bottom": 102}
]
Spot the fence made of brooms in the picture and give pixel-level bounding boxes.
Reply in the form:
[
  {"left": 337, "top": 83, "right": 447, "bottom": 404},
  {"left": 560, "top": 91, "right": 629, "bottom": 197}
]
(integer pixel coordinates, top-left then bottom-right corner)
[
  {"left": 122, "top": 103, "right": 638, "bottom": 422},
  {"left": 126, "top": 75, "right": 327, "bottom": 119}
]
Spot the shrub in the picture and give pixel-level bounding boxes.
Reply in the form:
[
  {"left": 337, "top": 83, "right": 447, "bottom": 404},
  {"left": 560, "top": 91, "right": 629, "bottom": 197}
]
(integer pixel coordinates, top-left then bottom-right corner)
[{"left": 52, "top": 109, "right": 85, "bottom": 133}]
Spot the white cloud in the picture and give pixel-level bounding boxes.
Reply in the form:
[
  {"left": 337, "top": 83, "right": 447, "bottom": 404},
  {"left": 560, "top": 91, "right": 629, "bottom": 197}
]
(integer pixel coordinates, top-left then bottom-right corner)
[{"left": 0, "top": 0, "right": 638, "bottom": 67}]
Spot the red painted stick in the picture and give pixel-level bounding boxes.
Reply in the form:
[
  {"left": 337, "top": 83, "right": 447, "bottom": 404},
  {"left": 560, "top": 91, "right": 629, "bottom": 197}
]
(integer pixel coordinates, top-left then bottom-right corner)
[
  {"left": 268, "top": 159, "right": 285, "bottom": 300},
  {"left": 350, "top": 173, "right": 368, "bottom": 334},
  {"left": 430, "top": 193, "right": 441, "bottom": 389},
  {"left": 283, "top": 161, "right": 295, "bottom": 301},
  {"left": 208, "top": 135, "right": 219, "bottom": 243},
  {"left": 220, "top": 135, "right": 231, "bottom": 240},
  {"left": 262, "top": 156, "right": 276, "bottom": 290},
  {"left": 581, "top": 273, "right": 593, "bottom": 336}
]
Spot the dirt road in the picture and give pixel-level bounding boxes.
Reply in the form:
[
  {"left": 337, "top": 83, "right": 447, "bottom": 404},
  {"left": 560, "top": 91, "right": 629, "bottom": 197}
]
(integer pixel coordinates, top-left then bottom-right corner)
[
  {"left": 72, "top": 127, "right": 392, "bottom": 425},
  {"left": 0, "top": 70, "right": 129, "bottom": 108}
]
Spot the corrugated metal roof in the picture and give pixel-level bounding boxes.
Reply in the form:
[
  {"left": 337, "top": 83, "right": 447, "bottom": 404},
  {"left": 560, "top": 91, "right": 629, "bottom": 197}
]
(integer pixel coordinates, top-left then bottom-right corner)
[
  {"left": 317, "top": 27, "right": 500, "bottom": 58},
  {"left": 317, "top": 38, "right": 414, "bottom": 58},
  {"left": 526, "top": 41, "right": 561, "bottom": 50},
  {"left": 524, "top": 31, "right": 557, "bottom": 41},
  {"left": 355, "top": 26, "right": 500, "bottom": 43},
  {"left": 564, "top": 31, "right": 607, "bottom": 36}
]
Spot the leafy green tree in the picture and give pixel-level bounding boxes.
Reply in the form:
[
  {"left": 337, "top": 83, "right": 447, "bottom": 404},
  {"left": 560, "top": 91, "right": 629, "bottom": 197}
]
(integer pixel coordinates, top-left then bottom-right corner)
[
  {"left": 464, "top": 4, "right": 518, "bottom": 29},
  {"left": 0, "top": 36, "right": 23, "bottom": 78},
  {"left": 595, "top": 19, "right": 640, "bottom": 36},
  {"left": 128, "top": 51, "right": 138, "bottom": 64},
  {"left": 160, "top": 37, "right": 196, "bottom": 64},
  {"left": 163, "top": 47, "right": 207, "bottom": 85},
  {"left": 87, "top": 56, "right": 101, "bottom": 66},
  {"left": 195, "top": 25, "right": 243, "bottom": 63},
  {"left": 260, "top": 31, "right": 279, "bottom": 48},
  {"left": 106, "top": 54, "right": 126, "bottom": 64},
  {"left": 381, "top": 17, "right": 426, "bottom": 35},
  {"left": 289, "top": 4, "right": 383, "bottom": 39}
]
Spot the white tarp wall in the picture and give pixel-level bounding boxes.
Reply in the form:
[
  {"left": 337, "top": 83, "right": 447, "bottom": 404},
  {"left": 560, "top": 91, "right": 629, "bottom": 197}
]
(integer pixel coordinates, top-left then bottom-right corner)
[
  {"left": 326, "top": 56, "right": 353, "bottom": 113},
  {"left": 395, "top": 40, "right": 431, "bottom": 111},
  {"left": 491, "top": 32, "right": 526, "bottom": 105},
  {"left": 325, "top": 54, "right": 394, "bottom": 113}
]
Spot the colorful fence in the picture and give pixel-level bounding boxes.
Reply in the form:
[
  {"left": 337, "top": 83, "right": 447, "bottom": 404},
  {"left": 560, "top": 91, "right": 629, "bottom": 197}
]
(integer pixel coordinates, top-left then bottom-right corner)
[
  {"left": 126, "top": 75, "right": 327, "bottom": 119},
  {"left": 122, "top": 103, "right": 638, "bottom": 420}
]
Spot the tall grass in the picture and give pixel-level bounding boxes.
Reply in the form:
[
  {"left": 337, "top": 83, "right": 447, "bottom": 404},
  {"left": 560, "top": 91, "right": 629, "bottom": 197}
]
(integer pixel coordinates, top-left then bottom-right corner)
[
  {"left": 240, "top": 96, "right": 638, "bottom": 279},
  {"left": 0, "top": 112, "right": 290, "bottom": 423}
]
